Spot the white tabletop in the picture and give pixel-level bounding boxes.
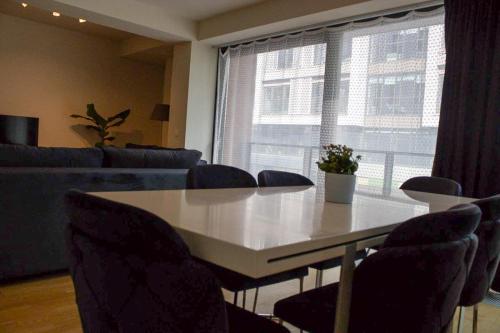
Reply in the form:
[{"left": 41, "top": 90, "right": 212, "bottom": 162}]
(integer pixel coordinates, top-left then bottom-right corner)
[{"left": 92, "top": 187, "right": 474, "bottom": 278}]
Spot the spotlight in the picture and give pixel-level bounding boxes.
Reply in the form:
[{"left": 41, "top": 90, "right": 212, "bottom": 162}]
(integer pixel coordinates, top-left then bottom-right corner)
[
  {"left": 79, "top": 18, "right": 86, "bottom": 23},
  {"left": 21, "top": 3, "right": 28, "bottom": 8},
  {"left": 52, "top": 11, "right": 61, "bottom": 17}
]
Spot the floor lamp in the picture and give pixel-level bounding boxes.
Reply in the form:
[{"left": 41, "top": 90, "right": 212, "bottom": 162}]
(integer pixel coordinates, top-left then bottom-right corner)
[{"left": 151, "top": 104, "right": 170, "bottom": 146}]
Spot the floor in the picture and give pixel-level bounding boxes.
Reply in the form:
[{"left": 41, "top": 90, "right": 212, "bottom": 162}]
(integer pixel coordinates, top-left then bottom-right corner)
[{"left": 1, "top": 268, "right": 499, "bottom": 333}]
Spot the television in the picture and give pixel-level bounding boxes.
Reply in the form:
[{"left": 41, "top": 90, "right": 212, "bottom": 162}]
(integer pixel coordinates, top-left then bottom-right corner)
[{"left": 0, "top": 115, "right": 39, "bottom": 146}]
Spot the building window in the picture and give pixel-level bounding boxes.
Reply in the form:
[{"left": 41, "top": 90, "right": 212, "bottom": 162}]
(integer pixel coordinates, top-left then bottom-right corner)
[
  {"left": 338, "top": 75, "right": 350, "bottom": 113},
  {"left": 313, "top": 44, "right": 326, "bottom": 65},
  {"left": 370, "top": 28, "right": 428, "bottom": 63},
  {"left": 367, "top": 73, "right": 425, "bottom": 115},
  {"left": 311, "top": 79, "right": 324, "bottom": 114},
  {"left": 262, "top": 81, "right": 290, "bottom": 114},
  {"left": 276, "top": 49, "right": 294, "bottom": 69}
]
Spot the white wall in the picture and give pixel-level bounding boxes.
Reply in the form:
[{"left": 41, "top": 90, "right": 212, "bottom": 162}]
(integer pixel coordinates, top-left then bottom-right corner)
[{"left": 185, "top": 42, "right": 218, "bottom": 161}]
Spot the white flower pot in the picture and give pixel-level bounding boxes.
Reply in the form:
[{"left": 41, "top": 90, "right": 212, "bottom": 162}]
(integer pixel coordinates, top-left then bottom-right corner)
[{"left": 324, "top": 173, "right": 356, "bottom": 204}]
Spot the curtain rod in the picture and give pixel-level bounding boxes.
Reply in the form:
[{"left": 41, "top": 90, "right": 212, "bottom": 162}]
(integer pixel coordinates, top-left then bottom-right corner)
[{"left": 217, "top": 0, "right": 444, "bottom": 49}]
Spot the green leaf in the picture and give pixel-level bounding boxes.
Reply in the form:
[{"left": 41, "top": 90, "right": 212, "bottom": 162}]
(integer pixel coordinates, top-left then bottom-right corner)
[
  {"left": 86, "top": 104, "right": 107, "bottom": 128},
  {"left": 107, "top": 109, "right": 130, "bottom": 123},
  {"left": 70, "top": 114, "right": 94, "bottom": 121},
  {"left": 106, "top": 119, "right": 127, "bottom": 129},
  {"left": 85, "top": 125, "right": 101, "bottom": 132}
]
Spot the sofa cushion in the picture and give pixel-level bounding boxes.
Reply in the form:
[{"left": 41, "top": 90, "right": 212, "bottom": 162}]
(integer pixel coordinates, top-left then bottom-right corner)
[
  {"left": 0, "top": 144, "right": 103, "bottom": 168},
  {"left": 125, "top": 143, "right": 186, "bottom": 151},
  {"left": 102, "top": 147, "right": 201, "bottom": 169}
]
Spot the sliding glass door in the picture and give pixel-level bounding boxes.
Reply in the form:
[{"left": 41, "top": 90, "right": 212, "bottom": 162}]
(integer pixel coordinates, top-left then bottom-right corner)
[{"left": 214, "top": 8, "right": 445, "bottom": 196}]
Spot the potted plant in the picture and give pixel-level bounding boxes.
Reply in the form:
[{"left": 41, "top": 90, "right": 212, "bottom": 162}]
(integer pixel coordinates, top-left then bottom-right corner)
[
  {"left": 70, "top": 104, "right": 130, "bottom": 147},
  {"left": 317, "top": 144, "right": 361, "bottom": 204}
]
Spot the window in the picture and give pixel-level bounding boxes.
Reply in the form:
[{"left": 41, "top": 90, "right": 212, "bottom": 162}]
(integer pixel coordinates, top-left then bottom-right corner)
[
  {"left": 262, "top": 81, "right": 290, "bottom": 114},
  {"left": 276, "top": 49, "right": 294, "bottom": 69},
  {"left": 370, "top": 28, "right": 428, "bottom": 63},
  {"left": 311, "top": 79, "right": 324, "bottom": 114},
  {"left": 215, "top": 10, "right": 445, "bottom": 196},
  {"left": 313, "top": 44, "right": 326, "bottom": 65},
  {"left": 338, "top": 75, "right": 350, "bottom": 113},
  {"left": 367, "top": 74, "right": 425, "bottom": 115}
]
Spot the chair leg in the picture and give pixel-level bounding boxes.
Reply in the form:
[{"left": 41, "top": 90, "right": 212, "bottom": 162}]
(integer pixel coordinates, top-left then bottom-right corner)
[
  {"left": 456, "top": 306, "right": 464, "bottom": 333},
  {"left": 472, "top": 304, "right": 478, "bottom": 333},
  {"left": 315, "top": 269, "right": 323, "bottom": 288},
  {"left": 242, "top": 290, "right": 247, "bottom": 309},
  {"left": 299, "top": 276, "right": 304, "bottom": 293},
  {"left": 252, "top": 287, "right": 259, "bottom": 313},
  {"left": 446, "top": 308, "right": 455, "bottom": 333},
  {"left": 233, "top": 291, "right": 238, "bottom": 305}
]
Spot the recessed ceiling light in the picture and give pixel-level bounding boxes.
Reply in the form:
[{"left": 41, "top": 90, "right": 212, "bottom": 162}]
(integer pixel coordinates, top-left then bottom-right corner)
[
  {"left": 21, "top": 3, "right": 28, "bottom": 8},
  {"left": 52, "top": 11, "right": 61, "bottom": 17},
  {"left": 79, "top": 18, "right": 86, "bottom": 23}
]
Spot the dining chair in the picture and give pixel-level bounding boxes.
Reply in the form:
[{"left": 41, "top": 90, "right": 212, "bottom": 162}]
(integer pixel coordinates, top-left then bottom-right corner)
[
  {"left": 400, "top": 176, "right": 463, "bottom": 196},
  {"left": 456, "top": 195, "right": 500, "bottom": 333},
  {"left": 257, "top": 170, "right": 314, "bottom": 187},
  {"left": 274, "top": 203, "right": 481, "bottom": 333},
  {"left": 64, "top": 190, "right": 289, "bottom": 333},
  {"left": 492, "top": 269, "right": 500, "bottom": 292},
  {"left": 187, "top": 164, "right": 258, "bottom": 189},
  {"left": 257, "top": 169, "right": 365, "bottom": 287},
  {"left": 186, "top": 164, "right": 308, "bottom": 312}
]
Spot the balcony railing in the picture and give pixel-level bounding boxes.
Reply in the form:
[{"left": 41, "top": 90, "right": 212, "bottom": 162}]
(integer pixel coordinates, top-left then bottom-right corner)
[{"left": 248, "top": 142, "right": 435, "bottom": 196}]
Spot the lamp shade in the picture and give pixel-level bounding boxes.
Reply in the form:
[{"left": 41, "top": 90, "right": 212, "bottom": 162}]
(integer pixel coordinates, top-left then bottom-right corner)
[{"left": 151, "top": 104, "right": 170, "bottom": 121}]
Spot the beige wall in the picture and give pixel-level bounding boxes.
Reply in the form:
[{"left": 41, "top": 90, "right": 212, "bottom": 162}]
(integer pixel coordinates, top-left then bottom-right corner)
[
  {"left": 163, "top": 41, "right": 217, "bottom": 160},
  {"left": 0, "top": 13, "right": 165, "bottom": 148},
  {"left": 184, "top": 41, "right": 217, "bottom": 161},
  {"left": 167, "top": 42, "right": 191, "bottom": 148}
]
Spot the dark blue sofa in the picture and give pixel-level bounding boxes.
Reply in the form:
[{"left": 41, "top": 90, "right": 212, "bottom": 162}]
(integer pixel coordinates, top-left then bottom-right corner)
[{"left": 0, "top": 144, "right": 201, "bottom": 282}]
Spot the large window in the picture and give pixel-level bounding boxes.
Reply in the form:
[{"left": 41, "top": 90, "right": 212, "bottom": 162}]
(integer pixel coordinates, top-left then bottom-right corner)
[{"left": 215, "top": 9, "right": 445, "bottom": 196}]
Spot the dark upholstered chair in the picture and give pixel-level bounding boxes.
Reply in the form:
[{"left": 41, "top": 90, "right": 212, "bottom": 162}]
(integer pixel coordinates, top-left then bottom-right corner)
[
  {"left": 492, "top": 270, "right": 500, "bottom": 292},
  {"left": 258, "top": 170, "right": 314, "bottom": 187},
  {"left": 457, "top": 195, "right": 500, "bottom": 332},
  {"left": 274, "top": 204, "right": 481, "bottom": 333},
  {"left": 400, "top": 176, "right": 463, "bottom": 196},
  {"left": 64, "top": 190, "right": 288, "bottom": 333},
  {"left": 186, "top": 165, "right": 308, "bottom": 312},
  {"left": 187, "top": 164, "right": 257, "bottom": 189}
]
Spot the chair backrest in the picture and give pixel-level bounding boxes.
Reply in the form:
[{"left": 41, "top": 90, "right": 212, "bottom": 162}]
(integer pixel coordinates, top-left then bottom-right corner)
[
  {"left": 257, "top": 170, "right": 314, "bottom": 187},
  {"left": 186, "top": 164, "right": 257, "bottom": 189},
  {"left": 64, "top": 190, "right": 228, "bottom": 333},
  {"left": 400, "top": 176, "right": 462, "bottom": 196},
  {"left": 349, "top": 204, "right": 481, "bottom": 333},
  {"left": 459, "top": 195, "right": 500, "bottom": 306}
]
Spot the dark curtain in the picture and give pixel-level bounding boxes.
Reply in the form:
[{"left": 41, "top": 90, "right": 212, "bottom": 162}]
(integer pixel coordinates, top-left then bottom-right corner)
[{"left": 433, "top": 0, "right": 500, "bottom": 198}]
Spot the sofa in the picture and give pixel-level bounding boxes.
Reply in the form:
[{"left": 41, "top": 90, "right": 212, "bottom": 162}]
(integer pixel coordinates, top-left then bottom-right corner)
[{"left": 0, "top": 144, "right": 202, "bottom": 282}]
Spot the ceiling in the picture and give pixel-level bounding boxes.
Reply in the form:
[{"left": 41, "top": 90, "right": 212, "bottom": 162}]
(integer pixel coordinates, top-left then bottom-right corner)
[
  {"left": 0, "top": 0, "right": 174, "bottom": 65},
  {"left": 0, "top": 0, "right": 135, "bottom": 40},
  {"left": 134, "top": 0, "right": 266, "bottom": 20}
]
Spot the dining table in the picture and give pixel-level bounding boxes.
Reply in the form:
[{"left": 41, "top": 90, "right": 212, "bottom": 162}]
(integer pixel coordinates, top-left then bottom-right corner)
[{"left": 92, "top": 186, "right": 474, "bottom": 333}]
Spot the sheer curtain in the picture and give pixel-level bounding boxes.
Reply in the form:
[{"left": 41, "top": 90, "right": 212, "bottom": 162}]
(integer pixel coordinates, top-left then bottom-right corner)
[{"left": 214, "top": 8, "right": 445, "bottom": 196}]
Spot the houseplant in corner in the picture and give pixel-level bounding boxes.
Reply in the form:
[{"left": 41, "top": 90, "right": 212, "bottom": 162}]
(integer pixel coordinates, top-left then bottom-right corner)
[
  {"left": 317, "top": 144, "right": 361, "bottom": 204},
  {"left": 70, "top": 104, "right": 130, "bottom": 147}
]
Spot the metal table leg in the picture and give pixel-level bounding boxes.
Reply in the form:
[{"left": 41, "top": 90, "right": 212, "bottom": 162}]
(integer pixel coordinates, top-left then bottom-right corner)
[{"left": 334, "top": 243, "right": 357, "bottom": 333}]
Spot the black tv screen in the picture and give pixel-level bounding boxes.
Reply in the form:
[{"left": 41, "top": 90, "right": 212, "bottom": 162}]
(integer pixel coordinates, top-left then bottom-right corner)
[{"left": 0, "top": 115, "right": 39, "bottom": 146}]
